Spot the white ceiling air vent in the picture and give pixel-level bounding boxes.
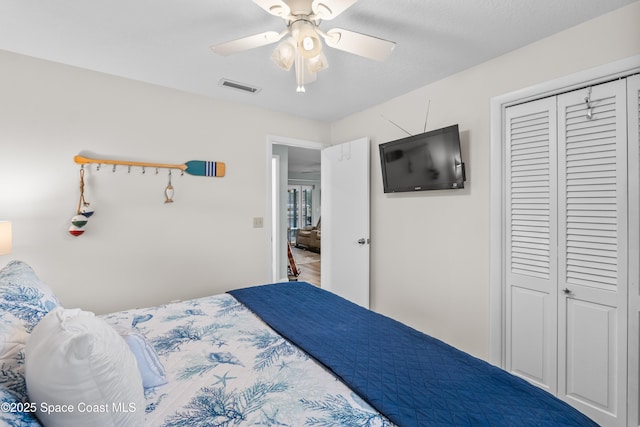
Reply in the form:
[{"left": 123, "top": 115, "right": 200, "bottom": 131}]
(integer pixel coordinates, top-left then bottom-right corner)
[{"left": 218, "top": 78, "right": 261, "bottom": 94}]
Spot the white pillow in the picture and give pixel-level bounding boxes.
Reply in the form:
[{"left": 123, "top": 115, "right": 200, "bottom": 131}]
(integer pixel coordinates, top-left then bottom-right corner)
[{"left": 25, "top": 307, "right": 145, "bottom": 427}]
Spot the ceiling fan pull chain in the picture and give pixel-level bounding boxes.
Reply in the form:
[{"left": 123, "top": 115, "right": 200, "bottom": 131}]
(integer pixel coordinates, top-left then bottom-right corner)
[{"left": 295, "top": 52, "right": 306, "bottom": 93}]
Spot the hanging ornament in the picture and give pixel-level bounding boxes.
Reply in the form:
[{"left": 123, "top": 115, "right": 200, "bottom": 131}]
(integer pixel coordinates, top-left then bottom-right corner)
[
  {"left": 69, "top": 167, "right": 93, "bottom": 237},
  {"left": 68, "top": 225, "right": 85, "bottom": 236},
  {"left": 164, "top": 170, "right": 174, "bottom": 203},
  {"left": 71, "top": 214, "right": 88, "bottom": 227},
  {"left": 80, "top": 204, "right": 95, "bottom": 218}
]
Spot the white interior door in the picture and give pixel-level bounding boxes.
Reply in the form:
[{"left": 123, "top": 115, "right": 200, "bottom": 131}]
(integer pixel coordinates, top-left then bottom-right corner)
[
  {"left": 557, "top": 79, "right": 628, "bottom": 427},
  {"left": 504, "top": 97, "right": 558, "bottom": 394},
  {"left": 321, "top": 138, "right": 370, "bottom": 308}
]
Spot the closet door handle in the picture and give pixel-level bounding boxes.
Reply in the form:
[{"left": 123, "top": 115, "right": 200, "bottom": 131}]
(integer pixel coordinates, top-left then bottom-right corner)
[{"left": 562, "top": 288, "right": 572, "bottom": 295}]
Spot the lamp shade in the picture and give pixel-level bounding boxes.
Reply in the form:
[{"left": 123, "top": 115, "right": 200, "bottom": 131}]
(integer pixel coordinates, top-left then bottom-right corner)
[
  {"left": 307, "top": 52, "right": 328, "bottom": 73},
  {"left": 291, "top": 19, "right": 322, "bottom": 59},
  {"left": 0, "top": 221, "right": 12, "bottom": 255},
  {"left": 271, "top": 38, "right": 296, "bottom": 71}
]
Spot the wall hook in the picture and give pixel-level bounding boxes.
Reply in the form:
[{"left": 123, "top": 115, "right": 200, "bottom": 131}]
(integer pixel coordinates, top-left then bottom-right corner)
[{"left": 585, "top": 87, "right": 593, "bottom": 120}]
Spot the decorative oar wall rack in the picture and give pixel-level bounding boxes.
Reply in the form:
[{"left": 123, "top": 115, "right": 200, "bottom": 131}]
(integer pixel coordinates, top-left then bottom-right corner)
[{"left": 69, "top": 154, "right": 225, "bottom": 236}]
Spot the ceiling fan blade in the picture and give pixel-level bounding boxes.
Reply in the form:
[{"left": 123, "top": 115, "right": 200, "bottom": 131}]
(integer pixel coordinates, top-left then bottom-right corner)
[
  {"left": 312, "top": 0, "right": 358, "bottom": 20},
  {"left": 253, "top": 0, "right": 291, "bottom": 17},
  {"left": 211, "top": 31, "right": 286, "bottom": 56},
  {"left": 324, "top": 28, "right": 395, "bottom": 61}
]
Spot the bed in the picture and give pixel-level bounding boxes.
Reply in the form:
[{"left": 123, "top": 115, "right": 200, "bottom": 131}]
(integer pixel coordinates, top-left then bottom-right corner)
[{"left": 0, "top": 260, "right": 597, "bottom": 426}]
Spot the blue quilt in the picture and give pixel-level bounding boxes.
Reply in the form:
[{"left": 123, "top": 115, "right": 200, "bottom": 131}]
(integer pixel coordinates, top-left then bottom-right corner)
[{"left": 229, "top": 282, "right": 597, "bottom": 427}]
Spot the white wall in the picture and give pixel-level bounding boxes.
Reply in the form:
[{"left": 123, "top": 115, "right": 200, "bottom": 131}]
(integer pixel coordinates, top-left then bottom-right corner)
[
  {"left": 331, "top": 1, "right": 640, "bottom": 359},
  {"left": 1, "top": 2, "right": 639, "bottom": 361},
  {"left": 0, "top": 50, "right": 330, "bottom": 314}
]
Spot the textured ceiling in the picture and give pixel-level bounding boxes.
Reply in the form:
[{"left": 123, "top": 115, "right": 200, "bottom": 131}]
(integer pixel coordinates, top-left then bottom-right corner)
[{"left": 0, "top": 0, "right": 635, "bottom": 122}]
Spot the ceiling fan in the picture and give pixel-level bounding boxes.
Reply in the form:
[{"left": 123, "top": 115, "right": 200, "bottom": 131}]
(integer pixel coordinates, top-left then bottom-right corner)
[{"left": 211, "top": 0, "right": 396, "bottom": 92}]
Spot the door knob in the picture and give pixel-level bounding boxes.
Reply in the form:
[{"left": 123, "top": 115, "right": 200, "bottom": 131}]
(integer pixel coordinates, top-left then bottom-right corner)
[
  {"left": 562, "top": 288, "right": 571, "bottom": 295},
  {"left": 357, "top": 238, "right": 370, "bottom": 245}
]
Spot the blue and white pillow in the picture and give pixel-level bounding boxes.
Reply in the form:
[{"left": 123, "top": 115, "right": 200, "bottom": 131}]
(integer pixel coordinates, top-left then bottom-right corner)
[
  {"left": 0, "top": 261, "right": 60, "bottom": 401},
  {"left": 0, "top": 387, "right": 41, "bottom": 426}
]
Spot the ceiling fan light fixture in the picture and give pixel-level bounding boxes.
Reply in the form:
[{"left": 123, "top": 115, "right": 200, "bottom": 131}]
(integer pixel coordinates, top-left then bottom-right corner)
[
  {"left": 212, "top": 0, "right": 396, "bottom": 93},
  {"left": 306, "top": 51, "right": 328, "bottom": 73},
  {"left": 291, "top": 19, "right": 323, "bottom": 58},
  {"left": 302, "top": 36, "right": 315, "bottom": 51},
  {"left": 271, "top": 38, "right": 296, "bottom": 70},
  {"left": 298, "top": 34, "right": 322, "bottom": 58}
]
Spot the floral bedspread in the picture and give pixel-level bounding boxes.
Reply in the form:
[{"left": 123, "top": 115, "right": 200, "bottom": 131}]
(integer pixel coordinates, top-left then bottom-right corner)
[{"left": 101, "top": 293, "right": 393, "bottom": 427}]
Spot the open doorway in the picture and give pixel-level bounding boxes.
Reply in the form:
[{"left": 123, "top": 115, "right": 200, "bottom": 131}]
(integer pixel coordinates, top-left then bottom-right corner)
[
  {"left": 267, "top": 136, "right": 328, "bottom": 286},
  {"left": 288, "top": 180, "right": 320, "bottom": 285},
  {"left": 267, "top": 136, "right": 371, "bottom": 306}
]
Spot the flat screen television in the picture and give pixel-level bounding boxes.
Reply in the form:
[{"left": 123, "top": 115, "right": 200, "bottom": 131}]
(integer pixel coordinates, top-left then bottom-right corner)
[{"left": 379, "top": 124, "right": 465, "bottom": 193}]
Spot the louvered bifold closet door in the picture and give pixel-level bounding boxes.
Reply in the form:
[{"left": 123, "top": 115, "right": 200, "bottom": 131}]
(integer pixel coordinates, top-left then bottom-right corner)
[
  {"left": 557, "top": 79, "right": 628, "bottom": 427},
  {"left": 504, "top": 97, "right": 558, "bottom": 394},
  {"left": 627, "top": 73, "right": 640, "bottom": 427}
]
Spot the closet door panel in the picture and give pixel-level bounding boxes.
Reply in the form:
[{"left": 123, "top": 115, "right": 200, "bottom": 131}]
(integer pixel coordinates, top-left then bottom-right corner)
[
  {"left": 565, "top": 296, "right": 617, "bottom": 406},
  {"left": 510, "top": 285, "right": 549, "bottom": 383},
  {"left": 505, "top": 98, "right": 558, "bottom": 393},
  {"left": 628, "top": 73, "right": 640, "bottom": 427},
  {"left": 557, "top": 79, "right": 628, "bottom": 426}
]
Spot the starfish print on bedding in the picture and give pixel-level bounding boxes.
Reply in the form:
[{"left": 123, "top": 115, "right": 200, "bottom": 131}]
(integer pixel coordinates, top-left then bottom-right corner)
[{"left": 212, "top": 371, "right": 237, "bottom": 387}]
